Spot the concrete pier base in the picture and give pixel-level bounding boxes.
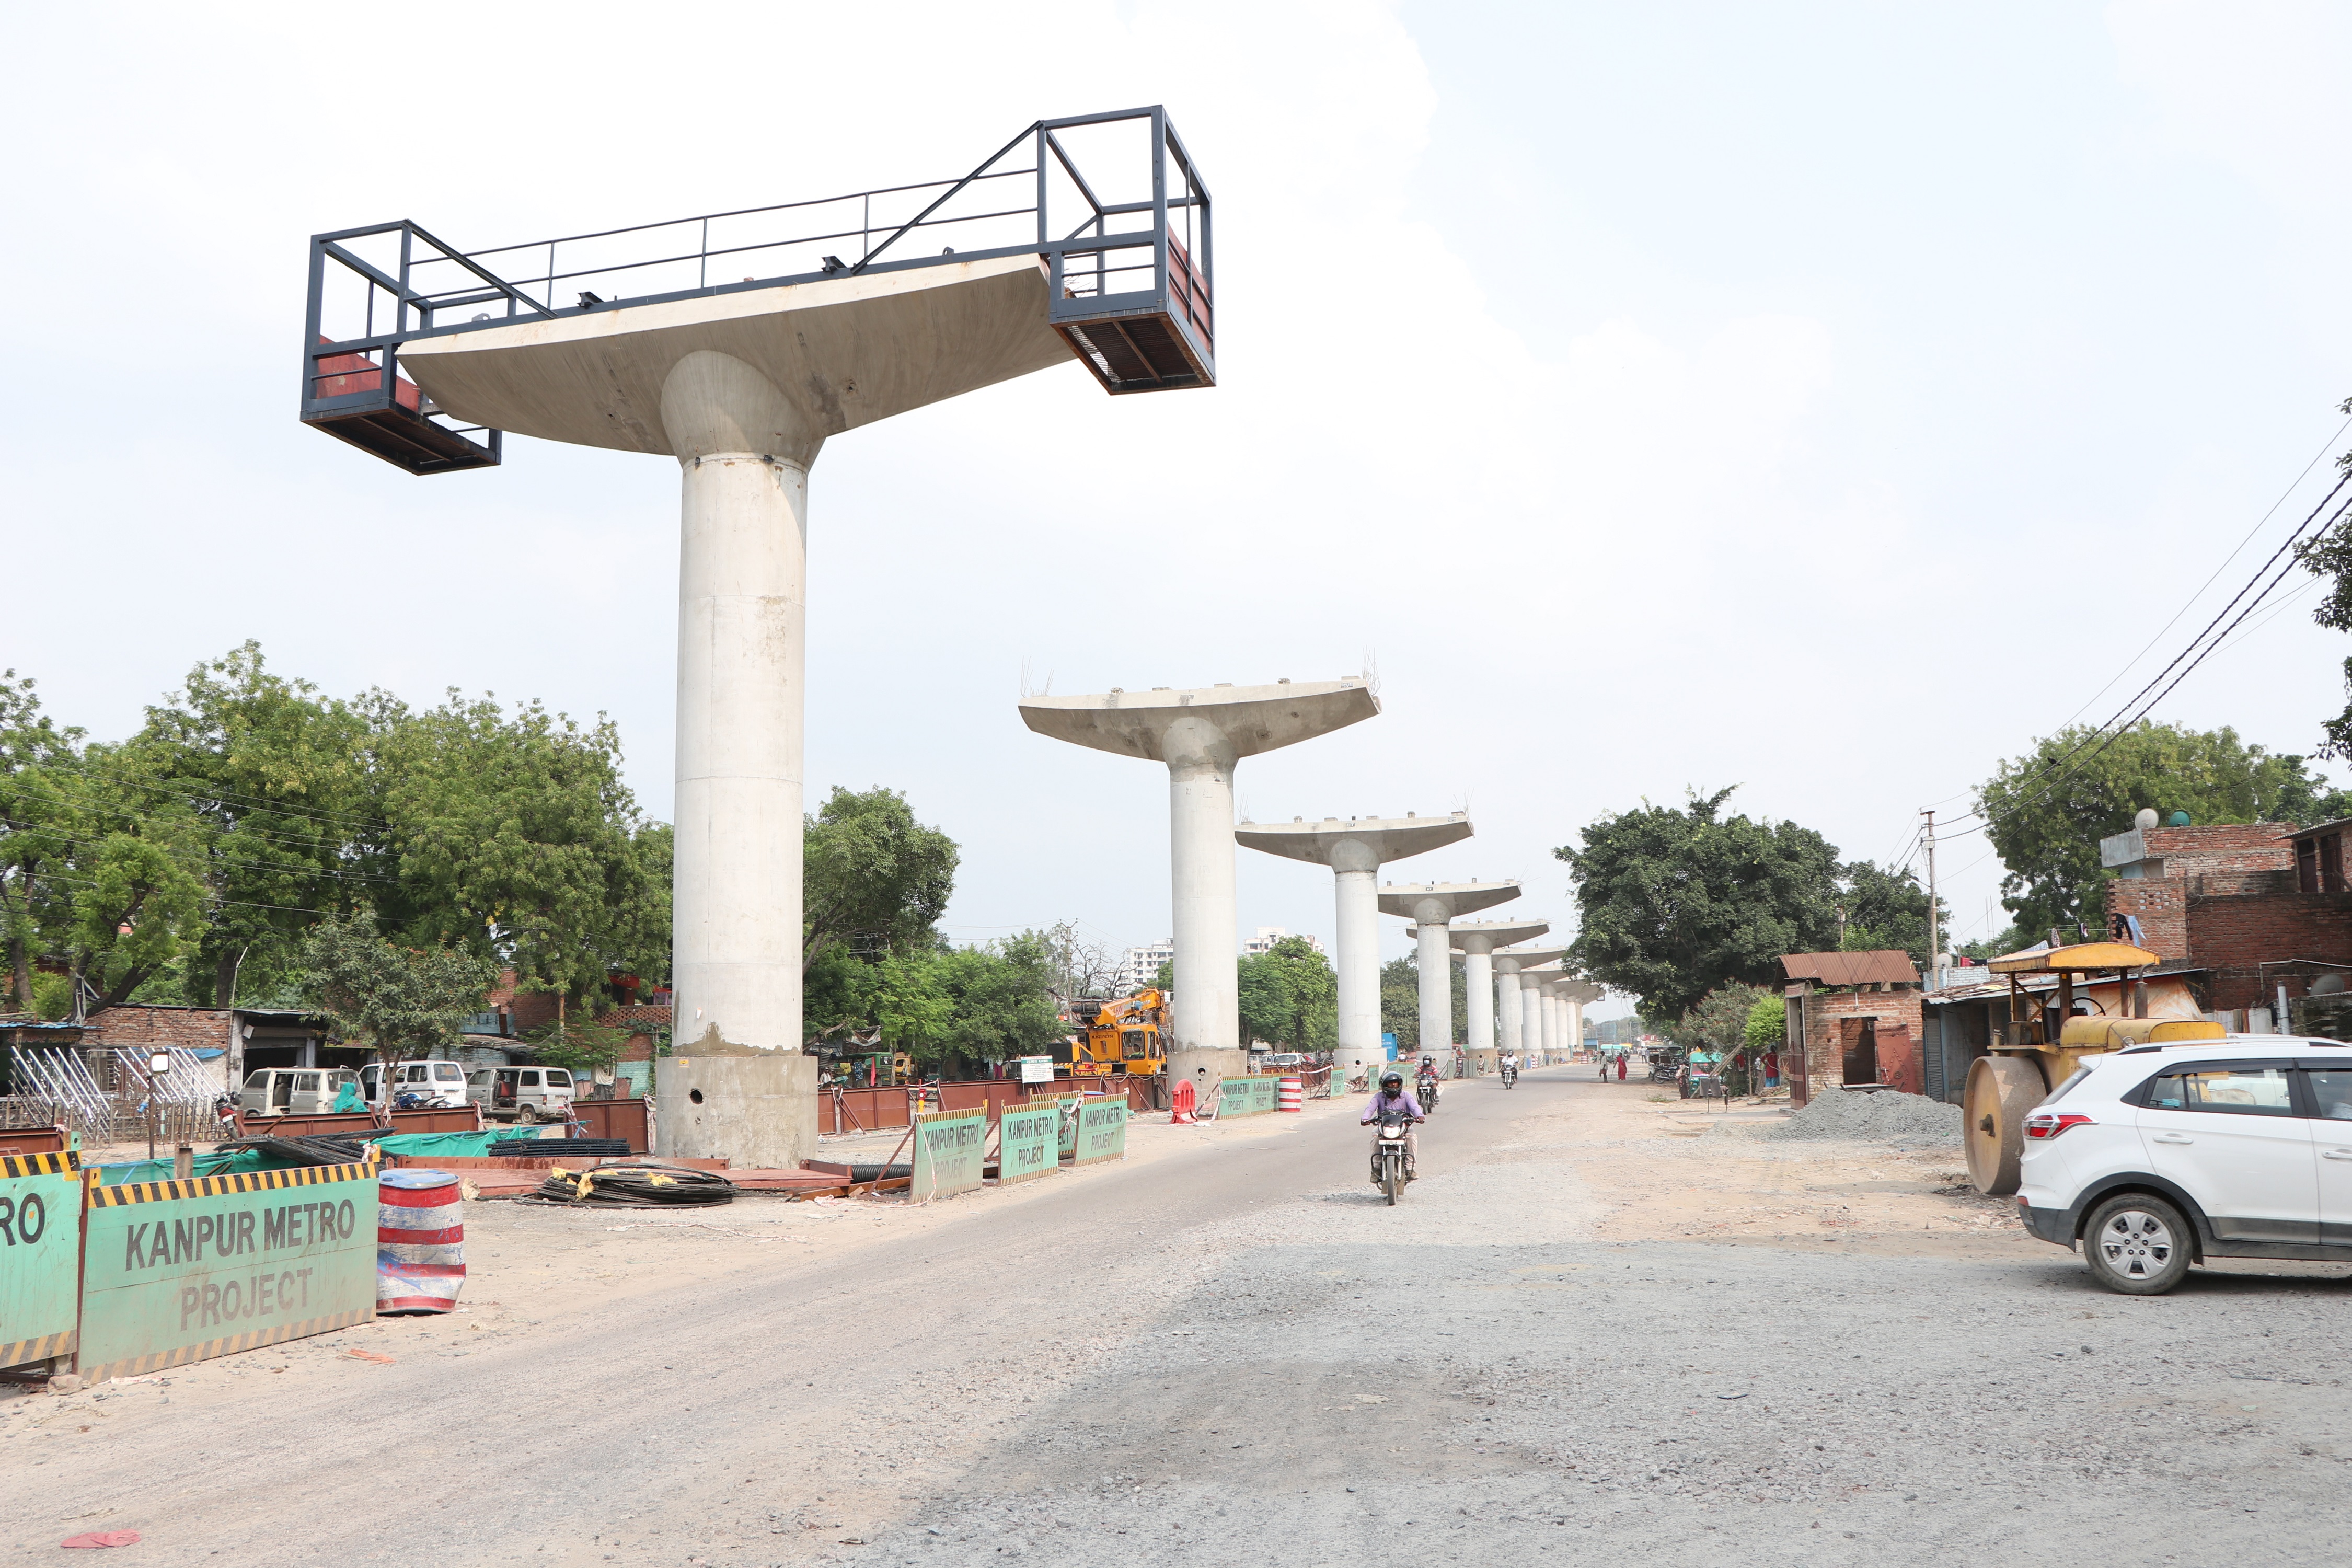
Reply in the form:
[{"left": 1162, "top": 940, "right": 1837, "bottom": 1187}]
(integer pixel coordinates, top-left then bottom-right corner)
[
  {"left": 1169, "top": 1048, "right": 1250, "bottom": 1099},
  {"left": 655, "top": 1051, "right": 818, "bottom": 1170}
]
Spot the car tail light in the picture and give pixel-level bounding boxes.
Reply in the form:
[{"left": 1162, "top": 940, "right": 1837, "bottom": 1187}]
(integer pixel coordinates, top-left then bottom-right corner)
[{"left": 2024, "top": 1111, "right": 2094, "bottom": 1140}]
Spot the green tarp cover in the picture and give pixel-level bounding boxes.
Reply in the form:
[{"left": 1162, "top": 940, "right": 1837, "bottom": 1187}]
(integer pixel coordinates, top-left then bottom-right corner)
[
  {"left": 367, "top": 1127, "right": 560, "bottom": 1159},
  {"left": 98, "top": 1148, "right": 287, "bottom": 1186}
]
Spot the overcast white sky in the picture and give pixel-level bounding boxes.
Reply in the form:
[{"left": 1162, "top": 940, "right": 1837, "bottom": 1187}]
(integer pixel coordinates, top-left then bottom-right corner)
[{"left": 6, "top": 3, "right": 2350, "bottom": 1022}]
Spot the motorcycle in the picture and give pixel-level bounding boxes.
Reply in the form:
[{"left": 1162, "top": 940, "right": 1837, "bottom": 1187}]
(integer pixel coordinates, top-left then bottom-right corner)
[
  {"left": 1371, "top": 1110, "right": 1416, "bottom": 1205},
  {"left": 1502, "top": 1061, "right": 1518, "bottom": 1089},
  {"left": 1416, "top": 1074, "right": 1441, "bottom": 1115}
]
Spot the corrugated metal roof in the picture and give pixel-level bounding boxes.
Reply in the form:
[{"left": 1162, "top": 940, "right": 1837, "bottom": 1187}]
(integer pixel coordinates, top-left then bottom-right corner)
[{"left": 1780, "top": 951, "right": 1919, "bottom": 987}]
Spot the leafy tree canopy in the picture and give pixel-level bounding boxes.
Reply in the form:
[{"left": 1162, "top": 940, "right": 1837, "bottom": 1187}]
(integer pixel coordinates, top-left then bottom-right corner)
[
  {"left": 802, "top": 786, "right": 959, "bottom": 973},
  {"left": 299, "top": 910, "right": 499, "bottom": 1066},
  {"left": 1976, "top": 720, "right": 2348, "bottom": 940},
  {"left": 1557, "top": 787, "right": 1840, "bottom": 1025},
  {"left": 1238, "top": 936, "right": 1337, "bottom": 1052},
  {"left": 2296, "top": 396, "right": 2352, "bottom": 758},
  {"left": 1744, "top": 992, "right": 1786, "bottom": 1052},
  {"left": 1839, "top": 860, "right": 1947, "bottom": 965}
]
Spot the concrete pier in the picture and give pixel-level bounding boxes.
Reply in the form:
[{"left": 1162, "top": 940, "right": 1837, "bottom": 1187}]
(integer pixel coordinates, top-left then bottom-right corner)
[
  {"left": 1491, "top": 944, "right": 1567, "bottom": 1067},
  {"left": 395, "top": 255, "right": 1086, "bottom": 1170},
  {"left": 1445, "top": 918, "right": 1549, "bottom": 1064},
  {"left": 1021, "top": 680, "right": 1379, "bottom": 1088},
  {"left": 1380, "top": 882, "right": 1520, "bottom": 1065},
  {"left": 1236, "top": 814, "right": 1470, "bottom": 1084}
]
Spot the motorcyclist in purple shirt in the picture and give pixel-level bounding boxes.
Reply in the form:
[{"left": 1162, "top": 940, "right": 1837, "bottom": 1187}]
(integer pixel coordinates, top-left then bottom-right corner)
[{"left": 1362, "top": 1070, "right": 1426, "bottom": 1182}]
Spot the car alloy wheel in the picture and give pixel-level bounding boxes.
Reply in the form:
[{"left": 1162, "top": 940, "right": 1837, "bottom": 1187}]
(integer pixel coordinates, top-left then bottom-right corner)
[{"left": 2085, "top": 1194, "right": 2192, "bottom": 1296}]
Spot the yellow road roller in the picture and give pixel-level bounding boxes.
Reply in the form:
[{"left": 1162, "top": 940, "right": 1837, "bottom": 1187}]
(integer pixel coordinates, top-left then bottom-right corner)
[{"left": 1961, "top": 942, "right": 2223, "bottom": 1195}]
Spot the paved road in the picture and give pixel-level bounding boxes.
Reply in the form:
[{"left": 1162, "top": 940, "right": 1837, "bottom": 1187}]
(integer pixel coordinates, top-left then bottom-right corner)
[{"left": 9, "top": 1068, "right": 2351, "bottom": 1566}]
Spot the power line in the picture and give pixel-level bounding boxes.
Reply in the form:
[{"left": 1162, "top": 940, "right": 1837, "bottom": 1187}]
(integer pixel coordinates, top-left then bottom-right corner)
[{"left": 1957, "top": 474, "right": 2352, "bottom": 835}]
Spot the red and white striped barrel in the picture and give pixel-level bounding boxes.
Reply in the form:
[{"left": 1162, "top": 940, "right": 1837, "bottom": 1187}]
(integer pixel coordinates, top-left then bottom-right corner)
[
  {"left": 377, "top": 1169, "right": 465, "bottom": 1315},
  {"left": 1277, "top": 1076, "right": 1303, "bottom": 1112}
]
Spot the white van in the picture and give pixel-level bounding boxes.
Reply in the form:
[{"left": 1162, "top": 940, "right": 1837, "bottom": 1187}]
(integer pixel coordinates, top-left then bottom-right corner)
[
  {"left": 465, "top": 1065, "right": 577, "bottom": 1123},
  {"left": 361, "top": 1059, "right": 470, "bottom": 1109},
  {"left": 239, "top": 1067, "right": 362, "bottom": 1117}
]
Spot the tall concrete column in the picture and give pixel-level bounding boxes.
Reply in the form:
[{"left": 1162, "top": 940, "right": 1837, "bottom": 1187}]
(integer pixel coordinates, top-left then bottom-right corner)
[
  {"left": 1447, "top": 919, "right": 1550, "bottom": 1063},
  {"left": 1459, "top": 933, "right": 1496, "bottom": 1061},
  {"left": 668, "top": 352, "right": 817, "bottom": 1058},
  {"left": 1415, "top": 920, "right": 1454, "bottom": 1057},
  {"left": 1494, "top": 963, "right": 1524, "bottom": 1059},
  {"left": 1519, "top": 963, "right": 1563, "bottom": 1060},
  {"left": 1166, "top": 717, "right": 1240, "bottom": 1064},
  {"left": 1381, "top": 882, "right": 1518, "bottom": 1071},
  {"left": 1236, "top": 815, "right": 1471, "bottom": 1084},
  {"left": 1022, "top": 681, "right": 1380, "bottom": 1089}
]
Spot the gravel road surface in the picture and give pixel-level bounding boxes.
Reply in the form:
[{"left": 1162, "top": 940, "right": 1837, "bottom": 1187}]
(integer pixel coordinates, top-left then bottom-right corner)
[{"left": 8, "top": 1067, "right": 2349, "bottom": 1566}]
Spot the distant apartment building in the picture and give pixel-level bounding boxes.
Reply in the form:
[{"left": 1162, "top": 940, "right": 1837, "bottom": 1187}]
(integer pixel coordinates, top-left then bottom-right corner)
[
  {"left": 1243, "top": 927, "right": 1325, "bottom": 958},
  {"left": 1114, "top": 940, "right": 1174, "bottom": 995}
]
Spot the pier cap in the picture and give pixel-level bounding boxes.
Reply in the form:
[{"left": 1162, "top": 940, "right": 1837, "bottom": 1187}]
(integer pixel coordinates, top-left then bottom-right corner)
[
  {"left": 1447, "top": 917, "right": 1550, "bottom": 951},
  {"left": 1020, "top": 678, "right": 1378, "bottom": 761},
  {"left": 1493, "top": 945, "right": 1570, "bottom": 971},
  {"left": 1236, "top": 812, "right": 1469, "bottom": 867},
  {"left": 399, "top": 257, "right": 1068, "bottom": 458},
  {"left": 1378, "top": 880, "right": 1519, "bottom": 921}
]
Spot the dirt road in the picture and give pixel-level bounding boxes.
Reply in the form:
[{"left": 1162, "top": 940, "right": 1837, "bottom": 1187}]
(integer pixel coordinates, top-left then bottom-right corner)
[{"left": 8, "top": 1069, "right": 2349, "bottom": 1566}]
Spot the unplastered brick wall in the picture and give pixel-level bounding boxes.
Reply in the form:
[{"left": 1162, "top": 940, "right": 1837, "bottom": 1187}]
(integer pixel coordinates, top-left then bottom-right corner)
[
  {"left": 1795, "top": 986, "right": 1923, "bottom": 1102},
  {"left": 86, "top": 1005, "right": 235, "bottom": 1054},
  {"left": 2108, "top": 879, "right": 2187, "bottom": 961},
  {"left": 2186, "top": 889, "right": 2352, "bottom": 1011},
  {"left": 2145, "top": 824, "right": 2296, "bottom": 878}
]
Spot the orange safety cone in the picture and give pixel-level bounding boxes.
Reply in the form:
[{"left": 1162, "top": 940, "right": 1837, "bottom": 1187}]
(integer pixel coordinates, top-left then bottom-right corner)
[{"left": 1170, "top": 1079, "right": 1197, "bottom": 1124}]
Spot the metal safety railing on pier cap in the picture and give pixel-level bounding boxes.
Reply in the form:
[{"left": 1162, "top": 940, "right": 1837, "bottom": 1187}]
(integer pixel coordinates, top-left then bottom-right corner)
[{"left": 299, "top": 107, "right": 1214, "bottom": 473}]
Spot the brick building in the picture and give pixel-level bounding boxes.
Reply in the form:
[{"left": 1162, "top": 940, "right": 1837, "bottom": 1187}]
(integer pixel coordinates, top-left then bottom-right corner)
[
  {"left": 2102, "top": 818, "right": 2352, "bottom": 1018},
  {"left": 1780, "top": 951, "right": 1924, "bottom": 1108}
]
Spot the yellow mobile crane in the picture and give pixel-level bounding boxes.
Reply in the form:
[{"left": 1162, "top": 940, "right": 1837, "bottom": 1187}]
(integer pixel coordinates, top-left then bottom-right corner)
[{"left": 1061, "top": 989, "right": 1171, "bottom": 1077}]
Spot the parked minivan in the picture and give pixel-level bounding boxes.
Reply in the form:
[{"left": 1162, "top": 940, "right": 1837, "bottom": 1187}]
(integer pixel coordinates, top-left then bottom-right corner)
[
  {"left": 361, "top": 1059, "right": 470, "bottom": 1110},
  {"left": 466, "top": 1065, "right": 577, "bottom": 1123},
  {"left": 239, "top": 1067, "right": 362, "bottom": 1117}
]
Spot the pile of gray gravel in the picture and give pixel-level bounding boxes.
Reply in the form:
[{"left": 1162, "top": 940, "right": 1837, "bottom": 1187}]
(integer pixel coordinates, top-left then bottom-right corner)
[{"left": 1751, "top": 1088, "right": 1962, "bottom": 1148}]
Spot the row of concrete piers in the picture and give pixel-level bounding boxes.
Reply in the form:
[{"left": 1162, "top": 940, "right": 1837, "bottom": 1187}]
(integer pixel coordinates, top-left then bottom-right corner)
[{"left": 1017, "top": 682, "right": 1598, "bottom": 1090}]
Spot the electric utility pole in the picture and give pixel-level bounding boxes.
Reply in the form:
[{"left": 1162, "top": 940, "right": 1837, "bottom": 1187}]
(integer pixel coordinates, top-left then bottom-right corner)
[{"left": 1922, "top": 809, "right": 1940, "bottom": 988}]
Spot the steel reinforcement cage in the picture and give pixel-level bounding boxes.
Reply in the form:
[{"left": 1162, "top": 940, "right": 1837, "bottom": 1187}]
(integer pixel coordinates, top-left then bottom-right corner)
[{"left": 300, "top": 106, "right": 1213, "bottom": 475}]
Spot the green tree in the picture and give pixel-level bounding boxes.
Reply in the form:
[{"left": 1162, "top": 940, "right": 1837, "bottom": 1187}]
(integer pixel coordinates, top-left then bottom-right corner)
[
  {"left": 133, "top": 642, "right": 375, "bottom": 1008},
  {"left": 1976, "top": 721, "right": 2339, "bottom": 939},
  {"left": 1838, "top": 861, "right": 1947, "bottom": 964},
  {"left": 802, "top": 786, "right": 959, "bottom": 972},
  {"left": 1557, "top": 787, "right": 1840, "bottom": 1025},
  {"left": 1744, "top": 992, "right": 1786, "bottom": 1052},
  {"left": 929, "top": 932, "right": 1066, "bottom": 1067},
  {"left": 298, "top": 910, "right": 499, "bottom": 1083},
  {"left": 375, "top": 690, "right": 665, "bottom": 1007},
  {"left": 0, "top": 671, "right": 82, "bottom": 1011},
  {"left": 1236, "top": 937, "right": 1336, "bottom": 1052},
  {"left": 526, "top": 1012, "right": 631, "bottom": 1079}
]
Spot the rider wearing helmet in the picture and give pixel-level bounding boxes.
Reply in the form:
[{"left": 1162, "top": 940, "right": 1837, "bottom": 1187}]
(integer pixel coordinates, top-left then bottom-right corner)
[{"left": 1363, "top": 1070, "right": 1426, "bottom": 1181}]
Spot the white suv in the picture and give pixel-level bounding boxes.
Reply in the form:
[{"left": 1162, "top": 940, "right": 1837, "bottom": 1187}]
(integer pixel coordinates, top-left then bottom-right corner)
[{"left": 2017, "top": 1034, "right": 2352, "bottom": 1294}]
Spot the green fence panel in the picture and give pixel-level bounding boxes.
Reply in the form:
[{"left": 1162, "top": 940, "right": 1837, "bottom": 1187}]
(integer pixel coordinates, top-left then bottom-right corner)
[
  {"left": 77, "top": 1160, "right": 379, "bottom": 1382},
  {"left": 909, "top": 1109, "right": 987, "bottom": 1201},
  {"left": 997, "top": 1103, "right": 1060, "bottom": 1185},
  {"left": 1073, "top": 1098, "right": 1128, "bottom": 1165},
  {"left": 1024, "top": 1092, "right": 1085, "bottom": 1158},
  {"left": 1217, "top": 1075, "right": 1284, "bottom": 1117},
  {"left": 0, "top": 1152, "right": 83, "bottom": 1371}
]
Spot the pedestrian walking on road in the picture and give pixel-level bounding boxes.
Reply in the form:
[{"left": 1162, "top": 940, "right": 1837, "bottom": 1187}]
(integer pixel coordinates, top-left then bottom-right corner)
[{"left": 1617, "top": 1054, "right": 1627, "bottom": 1081}]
